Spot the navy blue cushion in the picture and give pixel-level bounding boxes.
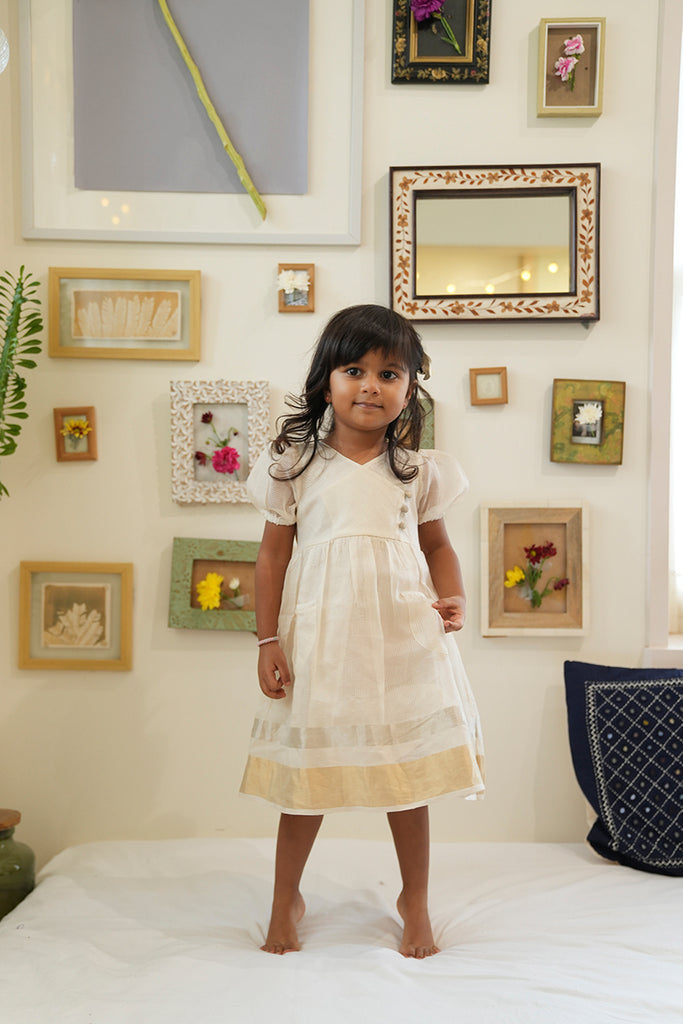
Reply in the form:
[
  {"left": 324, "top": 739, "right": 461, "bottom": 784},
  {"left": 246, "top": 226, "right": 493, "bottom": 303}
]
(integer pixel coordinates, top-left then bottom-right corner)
[{"left": 564, "top": 660, "right": 683, "bottom": 875}]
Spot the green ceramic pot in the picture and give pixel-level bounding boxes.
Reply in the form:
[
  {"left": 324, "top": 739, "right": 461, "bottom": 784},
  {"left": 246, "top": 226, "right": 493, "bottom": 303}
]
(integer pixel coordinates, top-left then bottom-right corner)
[{"left": 0, "top": 811, "right": 35, "bottom": 919}]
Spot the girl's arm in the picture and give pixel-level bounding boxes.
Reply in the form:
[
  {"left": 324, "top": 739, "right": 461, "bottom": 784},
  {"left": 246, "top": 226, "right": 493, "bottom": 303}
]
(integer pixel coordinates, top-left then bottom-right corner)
[
  {"left": 255, "top": 521, "right": 296, "bottom": 698},
  {"left": 418, "top": 518, "right": 466, "bottom": 632}
]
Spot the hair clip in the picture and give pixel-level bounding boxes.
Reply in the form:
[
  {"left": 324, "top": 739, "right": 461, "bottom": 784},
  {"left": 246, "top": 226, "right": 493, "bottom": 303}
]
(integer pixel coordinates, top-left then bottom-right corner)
[{"left": 419, "top": 354, "right": 431, "bottom": 381}]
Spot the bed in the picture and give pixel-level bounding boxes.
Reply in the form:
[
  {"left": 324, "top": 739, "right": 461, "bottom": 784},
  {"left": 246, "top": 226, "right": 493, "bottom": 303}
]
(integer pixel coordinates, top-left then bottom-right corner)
[{"left": 0, "top": 836, "right": 681, "bottom": 1024}]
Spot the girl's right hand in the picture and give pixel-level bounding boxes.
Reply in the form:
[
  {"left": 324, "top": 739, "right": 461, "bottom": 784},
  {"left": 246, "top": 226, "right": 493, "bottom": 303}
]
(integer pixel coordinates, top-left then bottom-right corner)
[{"left": 257, "top": 643, "right": 291, "bottom": 699}]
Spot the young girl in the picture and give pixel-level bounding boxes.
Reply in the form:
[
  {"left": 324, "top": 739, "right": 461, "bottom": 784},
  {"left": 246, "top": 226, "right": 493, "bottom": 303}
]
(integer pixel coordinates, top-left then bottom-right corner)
[{"left": 240, "top": 304, "right": 484, "bottom": 958}]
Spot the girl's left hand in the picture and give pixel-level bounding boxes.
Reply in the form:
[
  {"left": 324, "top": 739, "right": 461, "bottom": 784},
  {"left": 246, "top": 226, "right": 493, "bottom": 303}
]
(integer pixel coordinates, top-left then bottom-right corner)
[{"left": 432, "top": 596, "right": 466, "bottom": 632}]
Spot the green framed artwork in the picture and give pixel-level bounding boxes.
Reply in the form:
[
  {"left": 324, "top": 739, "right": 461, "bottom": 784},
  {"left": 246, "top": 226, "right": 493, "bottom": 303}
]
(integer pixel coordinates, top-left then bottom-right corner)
[
  {"left": 551, "top": 379, "right": 625, "bottom": 465},
  {"left": 391, "top": 0, "right": 491, "bottom": 84},
  {"left": 168, "top": 537, "right": 260, "bottom": 632}
]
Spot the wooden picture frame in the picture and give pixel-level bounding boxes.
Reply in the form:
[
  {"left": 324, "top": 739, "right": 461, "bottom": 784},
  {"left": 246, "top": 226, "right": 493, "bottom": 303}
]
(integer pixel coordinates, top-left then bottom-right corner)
[
  {"left": 391, "top": 0, "right": 491, "bottom": 84},
  {"left": 481, "top": 504, "right": 587, "bottom": 636},
  {"left": 470, "top": 367, "right": 508, "bottom": 405},
  {"left": 390, "top": 164, "right": 600, "bottom": 322},
  {"left": 277, "top": 263, "right": 315, "bottom": 313},
  {"left": 19, "top": 561, "right": 133, "bottom": 670},
  {"left": 551, "top": 379, "right": 625, "bottom": 465},
  {"left": 537, "top": 18, "right": 606, "bottom": 117},
  {"left": 168, "top": 537, "right": 259, "bottom": 632},
  {"left": 53, "top": 406, "right": 97, "bottom": 461},
  {"left": 48, "top": 268, "right": 200, "bottom": 361},
  {"left": 170, "top": 380, "right": 270, "bottom": 504}
]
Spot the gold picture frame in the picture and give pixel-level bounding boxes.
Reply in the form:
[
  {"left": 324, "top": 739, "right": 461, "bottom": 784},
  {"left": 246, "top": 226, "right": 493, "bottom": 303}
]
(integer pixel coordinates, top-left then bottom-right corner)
[
  {"left": 537, "top": 18, "right": 606, "bottom": 117},
  {"left": 19, "top": 561, "right": 133, "bottom": 670},
  {"left": 53, "top": 406, "right": 97, "bottom": 462},
  {"left": 168, "top": 537, "right": 259, "bottom": 632},
  {"left": 469, "top": 367, "right": 508, "bottom": 405},
  {"left": 481, "top": 505, "right": 587, "bottom": 636},
  {"left": 48, "top": 267, "right": 200, "bottom": 360}
]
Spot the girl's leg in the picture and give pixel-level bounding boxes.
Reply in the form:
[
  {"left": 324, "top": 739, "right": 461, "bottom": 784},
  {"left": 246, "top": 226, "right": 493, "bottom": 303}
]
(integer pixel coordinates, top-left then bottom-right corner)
[
  {"left": 262, "top": 812, "right": 324, "bottom": 954},
  {"left": 387, "top": 805, "right": 440, "bottom": 958}
]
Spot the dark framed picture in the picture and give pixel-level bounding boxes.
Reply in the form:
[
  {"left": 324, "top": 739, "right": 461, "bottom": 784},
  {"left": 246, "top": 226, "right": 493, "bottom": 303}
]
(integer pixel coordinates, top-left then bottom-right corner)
[
  {"left": 550, "top": 379, "right": 625, "bottom": 464},
  {"left": 391, "top": 0, "right": 491, "bottom": 84}
]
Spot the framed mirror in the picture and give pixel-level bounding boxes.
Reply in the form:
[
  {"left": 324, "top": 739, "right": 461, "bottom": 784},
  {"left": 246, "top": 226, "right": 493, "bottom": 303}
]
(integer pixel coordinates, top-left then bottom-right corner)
[{"left": 390, "top": 164, "right": 600, "bottom": 322}]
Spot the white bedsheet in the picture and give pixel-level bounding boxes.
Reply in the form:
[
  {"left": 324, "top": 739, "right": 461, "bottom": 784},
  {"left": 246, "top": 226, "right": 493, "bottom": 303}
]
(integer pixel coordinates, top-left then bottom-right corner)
[{"left": 0, "top": 839, "right": 680, "bottom": 1023}]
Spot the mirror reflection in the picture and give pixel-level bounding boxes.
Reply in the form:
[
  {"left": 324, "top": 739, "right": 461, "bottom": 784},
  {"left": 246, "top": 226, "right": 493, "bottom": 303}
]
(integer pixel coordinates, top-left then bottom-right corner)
[{"left": 414, "top": 193, "right": 573, "bottom": 297}]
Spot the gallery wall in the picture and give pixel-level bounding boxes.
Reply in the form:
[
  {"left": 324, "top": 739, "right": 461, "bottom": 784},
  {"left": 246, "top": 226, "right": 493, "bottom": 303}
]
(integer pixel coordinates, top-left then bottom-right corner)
[{"left": 0, "top": 0, "right": 664, "bottom": 867}]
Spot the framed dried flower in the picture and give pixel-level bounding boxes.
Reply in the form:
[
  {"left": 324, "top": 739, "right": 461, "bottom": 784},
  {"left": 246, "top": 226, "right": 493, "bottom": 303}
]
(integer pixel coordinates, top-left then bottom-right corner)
[
  {"left": 538, "top": 19, "right": 606, "bottom": 117},
  {"left": 481, "top": 504, "right": 587, "bottom": 636},
  {"left": 550, "top": 379, "right": 625, "bottom": 465},
  {"left": 168, "top": 537, "right": 259, "bottom": 631},
  {"left": 170, "top": 380, "right": 269, "bottom": 504},
  {"left": 391, "top": 0, "right": 491, "bottom": 84},
  {"left": 277, "top": 264, "right": 315, "bottom": 313},
  {"left": 53, "top": 406, "right": 97, "bottom": 462}
]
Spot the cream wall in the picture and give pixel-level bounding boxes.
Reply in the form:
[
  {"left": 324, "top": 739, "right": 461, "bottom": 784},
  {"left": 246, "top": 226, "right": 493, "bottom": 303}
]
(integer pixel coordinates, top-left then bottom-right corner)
[{"left": 0, "top": 1, "right": 662, "bottom": 867}]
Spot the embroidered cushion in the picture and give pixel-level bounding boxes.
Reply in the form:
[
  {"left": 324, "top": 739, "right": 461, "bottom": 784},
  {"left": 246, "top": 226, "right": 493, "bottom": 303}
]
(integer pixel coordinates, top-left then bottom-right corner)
[{"left": 564, "top": 660, "right": 683, "bottom": 876}]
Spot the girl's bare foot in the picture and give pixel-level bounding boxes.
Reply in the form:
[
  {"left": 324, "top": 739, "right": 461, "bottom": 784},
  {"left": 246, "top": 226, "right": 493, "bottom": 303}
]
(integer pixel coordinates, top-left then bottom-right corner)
[
  {"left": 261, "top": 892, "right": 306, "bottom": 954},
  {"left": 396, "top": 891, "right": 440, "bottom": 958}
]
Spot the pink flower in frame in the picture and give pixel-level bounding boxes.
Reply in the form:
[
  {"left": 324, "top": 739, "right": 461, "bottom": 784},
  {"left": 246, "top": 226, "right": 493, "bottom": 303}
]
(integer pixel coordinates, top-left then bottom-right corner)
[
  {"left": 410, "top": 0, "right": 445, "bottom": 21},
  {"left": 211, "top": 446, "right": 240, "bottom": 475},
  {"left": 563, "top": 34, "right": 585, "bottom": 56},
  {"left": 554, "top": 55, "right": 578, "bottom": 82}
]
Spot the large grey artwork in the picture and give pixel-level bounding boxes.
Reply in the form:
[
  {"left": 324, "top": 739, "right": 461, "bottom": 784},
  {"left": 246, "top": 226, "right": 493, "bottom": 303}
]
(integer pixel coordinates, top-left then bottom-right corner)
[{"left": 73, "top": 0, "right": 308, "bottom": 195}]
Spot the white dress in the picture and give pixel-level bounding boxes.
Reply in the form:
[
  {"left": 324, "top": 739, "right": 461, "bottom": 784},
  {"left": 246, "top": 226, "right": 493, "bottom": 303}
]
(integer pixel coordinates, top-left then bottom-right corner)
[{"left": 240, "top": 444, "right": 485, "bottom": 814}]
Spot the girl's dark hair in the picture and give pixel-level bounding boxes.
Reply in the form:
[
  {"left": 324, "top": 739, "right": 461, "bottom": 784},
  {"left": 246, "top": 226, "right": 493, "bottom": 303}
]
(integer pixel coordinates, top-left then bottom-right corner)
[{"left": 271, "top": 304, "right": 431, "bottom": 481}]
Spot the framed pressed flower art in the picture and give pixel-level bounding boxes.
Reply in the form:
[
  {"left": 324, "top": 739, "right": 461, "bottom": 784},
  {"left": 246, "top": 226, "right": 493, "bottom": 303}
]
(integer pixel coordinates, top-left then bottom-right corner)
[
  {"left": 53, "top": 406, "right": 97, "bottom": 461},
  {"left": 168, "top": 537, "right": 259, "bottom": 632},
  {"left": 170, "top": 380, "right": 269, "bottom": 504},
  {"left": 469, "top": 367, "right": 508, "bottom": 405},
  {"left": 537, "top": 18, "right": 606, "bottom": 117},
  {"left": 481, "top": 504, "right": 587, "bottom": 636},
  {"left": 391, "top": 0, "right": 491, "bottom": 84},
  {"left": 18, "top": 561, "right": 133, "bottom": 670},
  {"left": 277, "top": 263, "right": 315, "bottom": 313},
  {"left": 550, "top": 379, "right": 625, "bottom": 464},
  {"left": 48, "top": 268, "right": 201, "bottom": 360}
]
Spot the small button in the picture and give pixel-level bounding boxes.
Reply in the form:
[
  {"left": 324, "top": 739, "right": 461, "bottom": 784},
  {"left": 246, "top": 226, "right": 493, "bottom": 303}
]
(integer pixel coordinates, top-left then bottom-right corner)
[
  {"left": 400, "top": 504, "right": 408, "bottom": 514},
  {"left": 398, "top": 521, "right": 406, "bottom": 530}
]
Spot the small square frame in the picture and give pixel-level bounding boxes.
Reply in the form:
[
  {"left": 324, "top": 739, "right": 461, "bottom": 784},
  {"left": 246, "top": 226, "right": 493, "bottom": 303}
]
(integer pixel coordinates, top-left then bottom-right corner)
[
  {"left": 481, "top": 504, "right": 587, "bottom": 636},
  {"left": 168, "top": 537, "right": 260, "bottom": 631},
  {"left": 19, "top": 561, "right": 133, "bottom": 670},
  {"left": 53, "top": 406, "right": 97, "bottom": 462},
  {"left": 278, "top": 263, "right": 315, "bottom": 313},
  {"left": 48, "top": 267, "right": 201, "bottom": 360},
  {"left": 537, "top": 18, "right": 606, "bottom": 117},
  {"left": 391, "top": 0, "right": 491, "bottom": 84},
  {"left": 170, "top": 380, "right": 270, "bottom": 504},
  {"left": 469, "top": 367, "right": 508, "bottom": 406},
  {"left": 551, "top": 379, "right": 625, "bottom": 464}
]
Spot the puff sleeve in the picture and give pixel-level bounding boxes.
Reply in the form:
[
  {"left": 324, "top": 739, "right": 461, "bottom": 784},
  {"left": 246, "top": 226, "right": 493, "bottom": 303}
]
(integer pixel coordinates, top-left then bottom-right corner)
[
  {"left": 246, "top": 447, "right": 298, "bottom": 526},
  {"left": 416, "top": 450, "right": 469, "bottom": 524}
]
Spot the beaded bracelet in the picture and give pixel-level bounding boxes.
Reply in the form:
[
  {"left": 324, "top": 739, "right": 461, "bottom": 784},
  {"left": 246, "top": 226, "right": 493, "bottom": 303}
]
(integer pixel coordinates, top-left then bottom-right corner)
[{"left": 257, "top": 635, "right": 280, "bottom": 647}]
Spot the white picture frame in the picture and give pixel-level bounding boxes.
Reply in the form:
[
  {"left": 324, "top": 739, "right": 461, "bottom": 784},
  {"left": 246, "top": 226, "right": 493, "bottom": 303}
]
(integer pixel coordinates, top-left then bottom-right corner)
[
  {"left": 18, "top": 0, "right": 363, "bottom": 245},
  {"left": 170, "top": 380, "right": 270, "bottom": 504}
]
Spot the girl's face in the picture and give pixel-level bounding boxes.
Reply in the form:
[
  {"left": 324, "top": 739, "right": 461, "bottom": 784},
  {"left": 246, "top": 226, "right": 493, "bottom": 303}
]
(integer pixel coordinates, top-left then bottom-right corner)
[{"left": 324, "top": 348, "right": 413, "bottom": 439}]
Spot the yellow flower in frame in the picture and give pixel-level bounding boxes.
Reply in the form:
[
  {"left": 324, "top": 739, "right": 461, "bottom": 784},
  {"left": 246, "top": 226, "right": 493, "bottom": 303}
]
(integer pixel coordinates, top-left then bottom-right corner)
[
  {"left": 60, "top": 417, "right": 92, "bottom": 439},
  {"left": 504, "top": 565, "right": 525, "bottom": 588},
  {"left": 196, "top": 572, "right": 224, "bottom": 611}
]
